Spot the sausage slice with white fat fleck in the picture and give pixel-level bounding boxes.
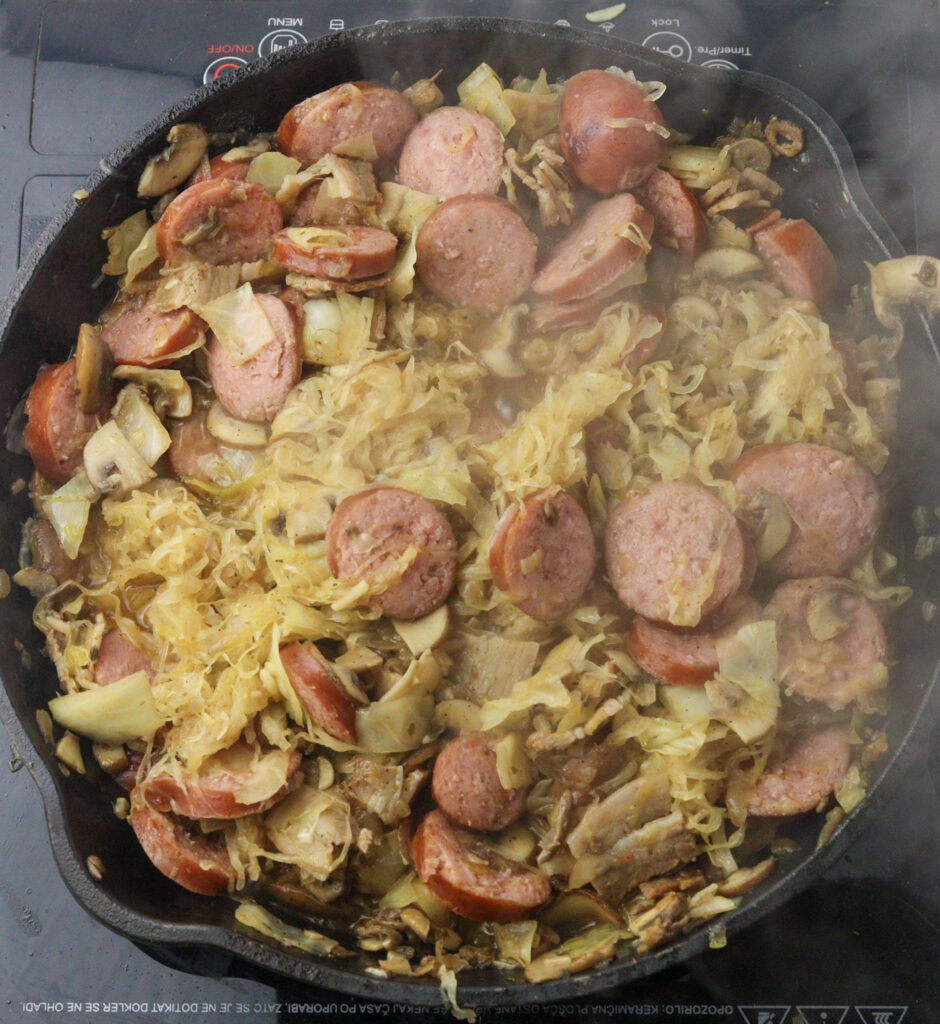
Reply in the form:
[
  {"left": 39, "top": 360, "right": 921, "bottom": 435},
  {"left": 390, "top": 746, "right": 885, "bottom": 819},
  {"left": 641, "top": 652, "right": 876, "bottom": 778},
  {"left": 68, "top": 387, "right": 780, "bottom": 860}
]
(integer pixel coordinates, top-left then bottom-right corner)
[
  {"left": 273, "top": 225, "right": 398, "bottom": 281},
  {"left": 276, "top": 81, "right": 418, "bottom": 165},
  {"left": 531, "top": 193, "right": 654, "bottom": 303},
  {"left": 397, "top": 106, "right": 505, "bottom": 199},
  {"left": 157, "top": 178, "right": 283, "bottom": 266},
  {"left": 415, "top": 195, "right": 538, "bottom": 312},
  {"left": 432, "top": 733, "right": 529, "bottom": 832},
  {"left": 139, "top": 742, "right": 301, "bottom": 819},
  {"left": 766, "top": 576, "right": 887, "bottom": 709},
  {"left": 129, "top": 800, "right": 237, "bottom": 897},
  {"left": 627, "top": 596, "right": 762, "bottom": 686},
  {"left": 24, "top": 359, "right": 103, "bottom": 485},
  {"left": 325, "top": 486, "right": 458, "bottom": 621},
  {"left": 279, "top": 641, "right": 364, "bottom": 745},
  {"left": 752, "top": 216, "right": 837, "bottom": 306},
  {"left": 605, "top": 480, "right": 754, "bottom": 628},
  {"left": 95, "top": 628, "right": 155, "bottom": 687},
  {"left": 204, "top": 293, "right": 302, "bottom": 423},
  {"left": 747, "top": 727, "right": 851, "bottom": 817},
  {"left": 730, "top": 442, "right": 881, "bottom": 577},
  {"left": 560, "top": 69, "right": 667, "bottom": 194},
  {"left": 633, "top": 168, "right": 708, "bottom": 259},
  {"left": 412, "top": 810, "right": 551, "bottom": 922},
  {"left": 490, "top": 489, "right": 596, "bottom": 621}
]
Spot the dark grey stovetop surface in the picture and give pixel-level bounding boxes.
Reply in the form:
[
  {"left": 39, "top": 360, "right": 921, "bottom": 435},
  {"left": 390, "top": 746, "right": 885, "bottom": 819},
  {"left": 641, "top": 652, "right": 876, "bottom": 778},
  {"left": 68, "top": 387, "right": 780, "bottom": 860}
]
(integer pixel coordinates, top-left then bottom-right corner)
[{"left": 0, "top": 2, "right": 938, "bottom": 1023}]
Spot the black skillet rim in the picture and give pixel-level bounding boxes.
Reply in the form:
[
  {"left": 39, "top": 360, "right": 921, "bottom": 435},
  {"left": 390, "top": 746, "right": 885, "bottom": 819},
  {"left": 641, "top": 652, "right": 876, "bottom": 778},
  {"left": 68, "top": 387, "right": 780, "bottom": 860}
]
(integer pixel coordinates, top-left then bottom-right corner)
[{"left": 0, "top": 15, "right": 938, "bottom": 1009}]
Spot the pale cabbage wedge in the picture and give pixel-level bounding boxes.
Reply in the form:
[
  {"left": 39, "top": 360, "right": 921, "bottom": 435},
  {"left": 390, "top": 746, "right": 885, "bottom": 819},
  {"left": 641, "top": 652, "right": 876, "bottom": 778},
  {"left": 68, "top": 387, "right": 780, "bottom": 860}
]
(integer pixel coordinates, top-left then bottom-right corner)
[{"left": 48, "top": 671, "right": 163, "bottom": 744}]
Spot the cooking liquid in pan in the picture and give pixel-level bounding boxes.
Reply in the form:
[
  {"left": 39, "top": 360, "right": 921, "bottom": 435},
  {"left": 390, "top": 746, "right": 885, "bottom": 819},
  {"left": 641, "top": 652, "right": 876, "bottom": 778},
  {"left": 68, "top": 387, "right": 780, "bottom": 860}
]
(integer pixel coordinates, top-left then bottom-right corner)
[{"left": 0, "top": 1, "right": 939, "bottom": 1021}]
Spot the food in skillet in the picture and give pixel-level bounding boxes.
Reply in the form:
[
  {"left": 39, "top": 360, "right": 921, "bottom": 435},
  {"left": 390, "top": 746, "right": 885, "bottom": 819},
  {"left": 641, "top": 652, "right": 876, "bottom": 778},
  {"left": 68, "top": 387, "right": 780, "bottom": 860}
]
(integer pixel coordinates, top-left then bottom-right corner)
[{"left": 15, "top": 63, "right": 928, "bottom": 985}]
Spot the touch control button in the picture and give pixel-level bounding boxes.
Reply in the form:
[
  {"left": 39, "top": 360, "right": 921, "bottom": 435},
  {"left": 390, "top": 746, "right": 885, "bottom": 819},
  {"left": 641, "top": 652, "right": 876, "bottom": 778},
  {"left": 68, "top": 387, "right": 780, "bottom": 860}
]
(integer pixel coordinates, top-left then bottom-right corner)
[
  {"left": 258, "top": 28, "right": 308, "bottom": 58},
  {"left": 203, "top": 57, "right": 248, "bottom": 85},
  {"left": 642, "top": 31, "right": 693, "bottom": 63}
]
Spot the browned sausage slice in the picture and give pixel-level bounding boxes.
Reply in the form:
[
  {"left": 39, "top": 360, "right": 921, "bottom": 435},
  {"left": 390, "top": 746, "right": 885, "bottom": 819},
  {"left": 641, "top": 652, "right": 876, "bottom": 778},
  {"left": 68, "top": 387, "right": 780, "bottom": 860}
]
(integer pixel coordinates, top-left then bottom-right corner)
[
  {"left": 766, "top": 577, "right": 887, "bottom": 709},
  {"left": 276, "top": 81, "right": 418, "bottom": 165},
  {"left": 729, "top": 442, "right": 881, "bottom": 577},
  {"left": 416, "top": 195, "right": 537, "bottom": 313},
  {"left": 204, "top": 292, "right": 302, "bottom": 423},
  {"left": 325, "top": 487, "right": 458, "bottom": 621},
  {"left": 531, "top": 193, "right": 654, "bottom": 303},
  {"left": 128, "top": 800, "right": 237, "bottom": 897},
  {"left": 24, "top": 360, "right": 103, "bottom": 485},
  {"left": 278, "top": 641, "right": 363, "bottom": 744},
  {"left": 412, "top": 810, "right": 551, "bottom": 922},
  {"left": 752, "top": 216, "right": 837, "bottom": 306},
  {"left": 627, "top": 596, "right": 763, "bottom": 686},
  {"left": 101, "top": 297, "right": 206, "bottom": 368},
  {"left": 140, "top": 743, "right": 301, "bottom": 819},
  {"left": 95, "top": 628, "right": 155, "bottom": 687},
  {"left": 432, "top": 733, "right": 529, "bottom": 832},
  {"left": 605, "top": 480, "right": 754, "bottom": 628},
  {"left": 397, "top": 106, "right": 505, "bottom": 199},
  {"left": 489, "top": 489, "right": 596, "bottom": 621},
  {"left": 272, "top": 226, "right": 398, "bottom": 281},
  {"left": 560, "top": 69, "right": 667, "bottom": 194},
  {"left": 167, "top": 406, "right": 259, "bottom": 488},
  {"left": 633, "top": 168, "right": 708, "bottom": 259},
  {"left": 747, "top": 727, "right": 851, "bottom": 817},
  {"left": 156, "top": 178, "right": 283, "bottom": 266}
]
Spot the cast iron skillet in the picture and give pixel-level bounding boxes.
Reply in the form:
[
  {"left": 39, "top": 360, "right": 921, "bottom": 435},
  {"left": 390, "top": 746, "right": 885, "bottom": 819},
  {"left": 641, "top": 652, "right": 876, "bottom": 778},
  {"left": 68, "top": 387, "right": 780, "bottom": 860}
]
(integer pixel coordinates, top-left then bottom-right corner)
[{"left": 0, "top": 17, "right": 938, "bottom": 1009}]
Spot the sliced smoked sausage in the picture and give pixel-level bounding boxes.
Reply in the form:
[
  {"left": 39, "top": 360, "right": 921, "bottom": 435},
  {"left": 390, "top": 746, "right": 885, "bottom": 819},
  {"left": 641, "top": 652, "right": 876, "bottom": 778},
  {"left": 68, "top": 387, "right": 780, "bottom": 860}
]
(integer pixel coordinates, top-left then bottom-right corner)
[
  {"left": 605, "top": 480, "right": 754, "bottom": 628},
  {"left": 397, "top": 106, "right": 505, "bottom": 200},
  {"left": 752, "top": 216, "right": 837, "bottom": 306},
  {"left": 272, "top": 226, "right": 398, "bottom": 281},
  {"left": 204, "top": 292, "right": 302, "bottom": 423},
  {"left": 415, "top": 195, "right": 537, "bottom": 313},
  {"left": 24, "top": 360, "right": 103, "bottom": 485},
  {"left": 94, "top": 628, "right": 154, "bottom": 687},
  {"left": 276, "top": 81, "right": 418, "bottom": 165},
  {"left": 156, "top": 178, "right": 283, "bottom": 266},
  {"left": 412, "top": 810, "right": 551, "bottom": 922},
  {"left": 531, "top": 193, "right": 654, "bottom": 303},
  {"left": 490, "top": 488, "right": 596, "bottom": 621},
  {"left": 101, "top": 295, "right": 205, "bottom": 367},
  {"left": 432, "top": 733, "right": 529, "bottom": 832},
  {"left": 766, "top": 577, "right": 887, "bottom": 709},
  {"left": 747, "top": 727, "right": 851, "bottom": 817},
  {"left": 128, "top": 800, "right": 237, "bottom": 897},
  {"left": 627, "top": 596, "right": 762, "bottom": 686},
  {"left": 139, "top": 743, "right": 301, "bottom": 819},
  {"left": 730, "top": 442, "right": 881, "bottom": 577},
  {"left": 25, "top": 517, "right": 77, "bottom": 584},
  {"left": 279, "top": 641, "right": 363, "bottom": 745},
  {"left": 325, "top": 486, "right": 458, "bottom": 621},
  {"left": 559, "top": 69, "right": 667, "bottom": 194},
  {"left": 633, "top": 168, "right": 708, "bottom": 259}
]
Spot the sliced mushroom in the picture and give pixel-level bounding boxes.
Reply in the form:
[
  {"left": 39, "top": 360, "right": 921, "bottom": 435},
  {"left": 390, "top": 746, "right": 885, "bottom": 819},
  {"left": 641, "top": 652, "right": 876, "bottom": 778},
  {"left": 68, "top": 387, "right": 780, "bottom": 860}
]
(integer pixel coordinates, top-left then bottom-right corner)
[
  {"left": 75, "top": 323, "right": 113, "bottom": 414},
  {"left": 692, "top": 246, "right": 765, "bottom": 281},
  {"left": 83, "top": 421, "right": 156, "bottom": 493},
  {"left": 727, "top": 137, "right": 773, "bottom": 173},
  {"left": 867, "top": 255, "right": 940, "bottom": 339},
  {"left": 137, "top": 123, "right": 210, "bottom": 198},
  {"left": 205, "top": 401, "right": 269, "bottom": 448},
  {"left": 112, "top": 366, "right": 192, "bottom": 418}
]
